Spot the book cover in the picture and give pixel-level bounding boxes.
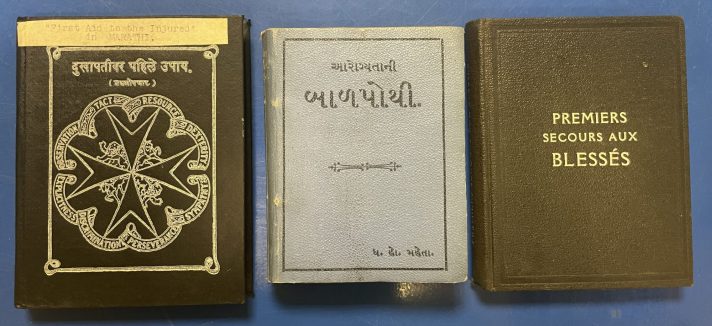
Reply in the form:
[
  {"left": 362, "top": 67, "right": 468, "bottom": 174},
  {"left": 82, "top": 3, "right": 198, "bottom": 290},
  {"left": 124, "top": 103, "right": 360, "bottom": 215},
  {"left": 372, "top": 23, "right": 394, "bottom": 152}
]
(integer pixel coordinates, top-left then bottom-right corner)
[
  {"left": 15, "top": 16, "right": 252, "bottom": 307},
  {"left": 466, "top": 16, "right": 692, "bottom": 291},
  {"left": 263, "top": 27, "right": 467, "bottom": 283}
]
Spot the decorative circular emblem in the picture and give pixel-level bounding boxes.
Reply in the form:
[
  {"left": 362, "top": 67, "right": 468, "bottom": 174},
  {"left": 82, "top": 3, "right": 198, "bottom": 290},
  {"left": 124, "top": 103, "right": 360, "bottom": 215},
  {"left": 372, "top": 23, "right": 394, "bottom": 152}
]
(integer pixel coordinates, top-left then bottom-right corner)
[{"left": 52, "top": 94, "right": 211, "bottom": 252}]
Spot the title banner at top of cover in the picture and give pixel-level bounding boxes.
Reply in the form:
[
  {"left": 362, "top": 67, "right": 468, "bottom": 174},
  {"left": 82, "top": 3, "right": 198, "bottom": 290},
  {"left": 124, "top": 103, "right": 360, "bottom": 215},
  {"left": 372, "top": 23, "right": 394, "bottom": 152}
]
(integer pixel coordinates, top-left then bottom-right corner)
[{"left": 17, "top": 18, "right": 228, "bottom": 46}]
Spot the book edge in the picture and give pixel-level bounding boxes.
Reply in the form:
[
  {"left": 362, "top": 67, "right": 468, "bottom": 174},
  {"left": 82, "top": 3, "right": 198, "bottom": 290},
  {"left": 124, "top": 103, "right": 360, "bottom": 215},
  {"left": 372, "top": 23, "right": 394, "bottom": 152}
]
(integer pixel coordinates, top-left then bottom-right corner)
[
  {"left": 467, "top": 19, "right": 496, "bottom": 292},
  {"left": 262, "top": 29, "right": 282, "bottom": 283},
  {"left": 239, "top": 15, "right": 254, "bottom": 300},
  {"left": 14, "top": 36, "right": 27, "bottom": 308}
]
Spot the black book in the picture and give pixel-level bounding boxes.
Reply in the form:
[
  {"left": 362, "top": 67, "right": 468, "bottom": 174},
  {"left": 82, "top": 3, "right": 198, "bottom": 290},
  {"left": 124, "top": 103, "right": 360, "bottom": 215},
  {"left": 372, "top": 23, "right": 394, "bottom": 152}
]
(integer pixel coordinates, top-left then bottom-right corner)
[
  {"left": 15, "top": 16, "right": 252, "bottom": 307},
  {"left": 466, "top": 16, "right": 692, "bottom": 290}
]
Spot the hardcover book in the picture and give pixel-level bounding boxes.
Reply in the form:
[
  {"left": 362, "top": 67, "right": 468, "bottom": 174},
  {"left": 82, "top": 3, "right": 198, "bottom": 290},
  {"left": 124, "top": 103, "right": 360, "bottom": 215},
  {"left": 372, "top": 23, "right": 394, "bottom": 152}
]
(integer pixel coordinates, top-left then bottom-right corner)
[
  {"left": 15, "top": 16, "right": 252, "bottom": 307},
  {"left": 263, "top": 27, "right": 467, "bottom": 283},
  {"left": 466, "top": 16, "right": 692, "bottom": 290}
]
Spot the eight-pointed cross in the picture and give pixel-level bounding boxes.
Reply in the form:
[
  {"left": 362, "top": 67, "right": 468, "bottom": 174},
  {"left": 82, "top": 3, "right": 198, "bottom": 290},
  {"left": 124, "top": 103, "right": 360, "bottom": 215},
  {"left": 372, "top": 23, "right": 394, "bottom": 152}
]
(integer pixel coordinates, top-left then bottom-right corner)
[{"left": 65, "top": 108, "right": 198, "bottom": 238}]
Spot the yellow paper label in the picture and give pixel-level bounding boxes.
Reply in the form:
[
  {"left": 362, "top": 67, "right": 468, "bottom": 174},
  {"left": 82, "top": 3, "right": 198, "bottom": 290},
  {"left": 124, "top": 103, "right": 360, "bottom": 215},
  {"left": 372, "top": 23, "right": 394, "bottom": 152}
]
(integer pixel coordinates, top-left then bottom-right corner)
[{"left": 17, "top": 18, "right": 228, "bottom": 46}]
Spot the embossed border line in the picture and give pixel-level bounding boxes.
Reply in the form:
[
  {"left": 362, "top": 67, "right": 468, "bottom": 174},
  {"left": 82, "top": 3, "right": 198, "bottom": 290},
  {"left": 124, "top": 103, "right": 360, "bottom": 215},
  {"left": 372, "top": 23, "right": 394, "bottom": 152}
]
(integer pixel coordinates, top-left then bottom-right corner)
[
  {"left": 45, "top": 46, "right": 220, "bottom": 275},
  {"left": 282, "top": 38, "right": 447, "bottom": 272}
]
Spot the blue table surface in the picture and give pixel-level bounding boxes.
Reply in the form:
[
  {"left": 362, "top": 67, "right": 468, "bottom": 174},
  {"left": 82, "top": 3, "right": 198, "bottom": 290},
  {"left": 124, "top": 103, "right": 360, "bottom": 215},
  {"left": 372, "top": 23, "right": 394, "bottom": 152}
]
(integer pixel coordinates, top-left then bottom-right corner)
[{"left": 2, "top": 0, "right": 711, "bottom": 325}]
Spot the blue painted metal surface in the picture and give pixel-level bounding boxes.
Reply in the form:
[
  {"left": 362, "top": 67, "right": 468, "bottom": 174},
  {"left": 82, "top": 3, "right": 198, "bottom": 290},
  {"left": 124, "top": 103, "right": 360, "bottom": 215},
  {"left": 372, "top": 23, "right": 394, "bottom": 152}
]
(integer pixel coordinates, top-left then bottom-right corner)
[{"left": 1, "top": 1, "right": 710, "bottom": 325}]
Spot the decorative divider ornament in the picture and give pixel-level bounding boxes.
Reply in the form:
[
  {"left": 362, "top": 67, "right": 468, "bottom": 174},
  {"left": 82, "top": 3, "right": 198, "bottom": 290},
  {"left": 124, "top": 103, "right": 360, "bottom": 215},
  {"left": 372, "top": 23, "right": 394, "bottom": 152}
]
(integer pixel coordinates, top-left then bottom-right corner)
[{"left": 328, "top": 162, "right": 402, "bottom": 172}]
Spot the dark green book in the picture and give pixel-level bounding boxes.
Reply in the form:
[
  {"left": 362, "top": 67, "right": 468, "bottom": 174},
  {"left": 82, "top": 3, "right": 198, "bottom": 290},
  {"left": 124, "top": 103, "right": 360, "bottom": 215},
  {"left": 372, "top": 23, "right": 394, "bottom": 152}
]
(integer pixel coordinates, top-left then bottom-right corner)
[
  {"left": 15, "top": 16, "right": 252, "bottom": 307},
  {"left": 466, "top": 16, "right": 692, "bottom": 291}
]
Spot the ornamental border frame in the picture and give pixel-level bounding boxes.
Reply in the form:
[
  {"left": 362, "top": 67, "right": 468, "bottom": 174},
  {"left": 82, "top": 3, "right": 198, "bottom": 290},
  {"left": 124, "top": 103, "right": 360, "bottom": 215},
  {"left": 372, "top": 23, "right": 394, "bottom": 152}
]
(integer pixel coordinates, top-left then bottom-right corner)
[{"left": 44, "top": 45, "right": 220, "bottom": 276}]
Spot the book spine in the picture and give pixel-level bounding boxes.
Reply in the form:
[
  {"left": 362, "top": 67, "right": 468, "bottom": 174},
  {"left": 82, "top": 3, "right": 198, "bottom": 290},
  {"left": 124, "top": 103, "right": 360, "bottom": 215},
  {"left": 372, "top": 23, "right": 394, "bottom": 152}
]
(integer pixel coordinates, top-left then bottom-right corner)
[
  {"left": 262, "top": 30, "right": 282, "bottom": 282},
  {"left": 241, "top": 16, "right": 254, "bottom": 296},
  {"left": 14, "top": 43, "right": 27, "bottom": 307},
  {"left": 466, "top": 20, "right": 495, "bottom": 290}
]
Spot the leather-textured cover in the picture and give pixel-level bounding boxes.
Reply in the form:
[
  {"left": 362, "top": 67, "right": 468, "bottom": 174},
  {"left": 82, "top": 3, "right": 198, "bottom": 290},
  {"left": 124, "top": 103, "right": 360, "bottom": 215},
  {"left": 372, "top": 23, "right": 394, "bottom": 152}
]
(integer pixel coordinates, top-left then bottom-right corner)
[
  {"left": 15, "top": 16, "right": 252, "bottom": 307},
  {"left": 466, "top": 16, "right": 692, "bottom": 291},
  {"left": 263, "top": 27, "right": 467, "bottom": 283}
]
